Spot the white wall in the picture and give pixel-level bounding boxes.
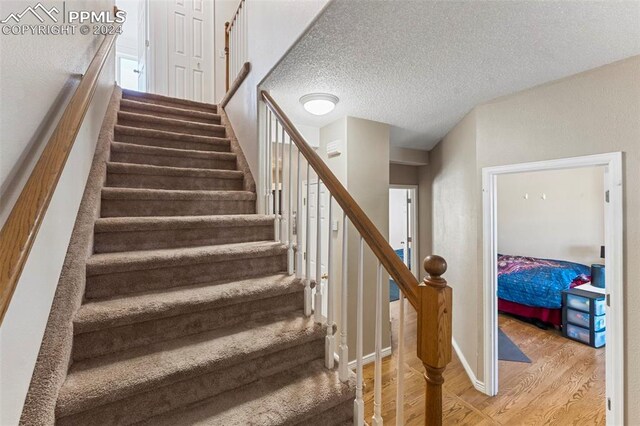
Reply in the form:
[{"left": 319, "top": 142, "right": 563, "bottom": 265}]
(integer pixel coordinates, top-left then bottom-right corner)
[
  {"left": 497, "top": 167, "right": 605, "bottom": 265},
  {"left": 0, "top": 1, "right": 115, "bottom": 422},
  {"left": 223, "top": 0, "right": 330, "bottom": 182}
]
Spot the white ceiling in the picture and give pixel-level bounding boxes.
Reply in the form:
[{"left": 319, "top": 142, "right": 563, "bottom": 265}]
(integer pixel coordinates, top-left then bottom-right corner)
[{"left": 262, "top": 0, "right": 640, "bottom": 150}]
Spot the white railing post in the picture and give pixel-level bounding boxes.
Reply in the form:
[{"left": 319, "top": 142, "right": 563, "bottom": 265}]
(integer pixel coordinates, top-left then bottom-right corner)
[
  {"left": 372, "top": 261, "right": 383, "bottom": 426},
  {"left": 295, "top": 149, "right": 302, "bottom": 279},
  {"left": 267, "top": 110, "right": 273, "bottom": 217},
  {"left": 274, "top": 121, "right": 280, "bottom": 241},
  {"left": 304, "top": 162, "right": 312, "bottom": 316},
  {"left": 314, "top": 180, "right": 324, "bottom": 324},
  {"left": 396, "top": 292, "right": 406, "bottom": 424},
  {"left": 338, "top": 212, "right": 349, "bottom": 381},
  {"left": 280, "top": 127, "right": 288, "bottom": 243},
  {"left": 286, "top": 132, "right": 294, "bottom": 275},
  {"left": 354, "top": 237, "right": 364, "bottom": 426},
  {"left": 325, "top": 195, "right": 334, "bottom": 368}
]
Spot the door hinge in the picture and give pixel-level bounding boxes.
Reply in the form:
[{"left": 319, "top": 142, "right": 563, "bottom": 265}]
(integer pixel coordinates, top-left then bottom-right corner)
[
  {"left": 606, "top": 293, "right": 611, "bottom": 307},
  {"left": 605, "top": 190, "right": 610, "bottom": 203},
  {"left": 407, "top": 236, "right": 413, "bottom": 243},
  {"left": 303, "top": 252, "right": 306, "bottom": 260},
  {"left": 407, "top": 198, "right": 412, "bottom": 204},
  {"left": 607, "top": 398, "right": 612, "bottom": 411}
]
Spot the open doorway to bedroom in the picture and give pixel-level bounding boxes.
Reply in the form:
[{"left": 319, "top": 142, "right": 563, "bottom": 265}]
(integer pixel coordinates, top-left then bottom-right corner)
[
  {"left": 482, "top": 153, "right": 623, "bottom": 425},
  {"left": 388, "top": 186, "right": 418, "bottom": 300}
]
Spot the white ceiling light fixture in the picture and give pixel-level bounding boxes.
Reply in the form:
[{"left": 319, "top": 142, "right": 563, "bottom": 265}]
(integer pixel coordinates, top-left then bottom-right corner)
[{"left": 300, "top": 93, "right": 339, "bottom": 116}]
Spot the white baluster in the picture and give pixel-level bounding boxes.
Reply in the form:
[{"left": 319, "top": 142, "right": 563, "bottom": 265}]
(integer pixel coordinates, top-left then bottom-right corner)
[
  {"left": 304, "top": 162, "right": 312, "bottom": 316},
  {"left": 280, "top": 127, "right": 288, "bottom": 248},
  {"left": 372, "top": 262, "right": 383, "bottom": 426},
  {"left": 295, "top": 149, "right": 302, "bottom": 279},
  {"left": 274, "top": 121, "right": 280, "bottom": 241},
  {"left": 267, "top": 110, "right": 273, "bottom": 217},
  {"left": 287, "top": 133, "right": 294, "bottom": 275},
  {"left": 325, "top": 195, "right": 334, "bottom": 368},
  {"left": 396, "top": 291, "right": 406, "bottom": 424},
  {"left": 338, "top": 212, "right": 349, "bottom": 382},
  {"left": 314, "top": 180, "right": 324, "bottom": 324},
  {"left": 354, "top": 237, "right": 364, "bottom": 426}
]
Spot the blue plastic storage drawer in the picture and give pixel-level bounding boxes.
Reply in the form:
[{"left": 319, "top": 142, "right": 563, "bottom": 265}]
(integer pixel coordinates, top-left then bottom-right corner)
[
  {"left": 566, "top": 323, "right": 605, "bottom": 348},
  {"left": 566, "top": 308, "right": 606, "bottom": 332},
  {"left": 566, "top": 293, "right": 605, "bottom": 315}
]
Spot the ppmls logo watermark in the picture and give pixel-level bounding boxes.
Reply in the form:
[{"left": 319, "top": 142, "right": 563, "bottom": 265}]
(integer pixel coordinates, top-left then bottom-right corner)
[{"left": 1, "top": 2, "right": 126, "bottom": 36}]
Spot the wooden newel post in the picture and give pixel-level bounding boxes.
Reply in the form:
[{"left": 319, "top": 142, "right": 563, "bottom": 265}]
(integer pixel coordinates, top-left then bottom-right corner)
[
  {"left": 224, "top": 22, "right": 230, "bottom": 92},
  {"left": 417, "top": 255, "right": 453, "bottom": 426}
]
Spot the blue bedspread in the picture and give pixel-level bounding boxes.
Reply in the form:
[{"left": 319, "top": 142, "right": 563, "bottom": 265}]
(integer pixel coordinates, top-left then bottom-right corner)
[{"left": 497, "top": 255, "right": 590, "bottom": 309}]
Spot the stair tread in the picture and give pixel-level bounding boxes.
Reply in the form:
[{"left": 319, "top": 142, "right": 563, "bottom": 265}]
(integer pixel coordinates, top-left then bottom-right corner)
[
  {"left": 110, "top": 141, "right": 236, "bottom": 160},
  {"left": 106, "top": 162, "right": 244, "bottom": 179},
  {"left": 74, "top": 273, "right": 302, "bottom": 333},
  {"left": 140, "top": 359, "right": 355, "bottom": 426},
  {"left": 122, "top": 89, "right": 218, "bottom": 112},
  {"left": 101, "top": 187, "right": 256, "bottom": 200},
  {"left": 86, "top": 241, "right": 286, "bottom": 276},
  {"left": 115, "top": 125, "right": 229, "bottom": 145},
  {"left": 120, "top": 99, "right": 221, "bottom": 121},
  {"left": 94, "top": 214, "right": 274, "bottom": 232},
  {"left": 118, "top": 111, "right": 226, "bottom": 132},
  {"left": 57, "top": 312, "right": 324, "bottom": 417}
]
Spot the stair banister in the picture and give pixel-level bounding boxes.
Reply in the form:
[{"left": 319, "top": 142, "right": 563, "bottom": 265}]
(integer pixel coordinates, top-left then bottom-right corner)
[
  {"left": 0, "top": 33, "right": 118, "bottom": 324},
  {"left": 261, "top": 90, "right": 453, "bottom": 425}
]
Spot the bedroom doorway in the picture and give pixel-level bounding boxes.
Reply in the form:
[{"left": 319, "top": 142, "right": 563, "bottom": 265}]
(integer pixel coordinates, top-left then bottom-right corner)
[{"left": 482, "top": 153, "right": 623, "bottom": 425}]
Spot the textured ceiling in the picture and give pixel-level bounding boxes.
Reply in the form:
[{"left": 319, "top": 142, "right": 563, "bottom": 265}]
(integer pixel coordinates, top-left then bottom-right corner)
[{"left": 262, "top": 0, "right": 640, "bottom": 150}]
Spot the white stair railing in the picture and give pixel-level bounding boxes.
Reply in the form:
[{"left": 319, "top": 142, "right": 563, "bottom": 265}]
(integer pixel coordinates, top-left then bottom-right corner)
[
  {"left": 224, "top": 0, "right": 247, "bottom": 91},
  {"left": 261, "top": 91, "right": 453, "bottom": 426}
]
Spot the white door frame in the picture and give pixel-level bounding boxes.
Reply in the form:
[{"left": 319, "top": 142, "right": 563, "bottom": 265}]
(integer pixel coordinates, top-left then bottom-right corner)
[
  {"left": 481, "top": 152, "right": 623, "bottom": 425},
  {"left": 389, "top": 185, "right": 419, "bottom": 279}
]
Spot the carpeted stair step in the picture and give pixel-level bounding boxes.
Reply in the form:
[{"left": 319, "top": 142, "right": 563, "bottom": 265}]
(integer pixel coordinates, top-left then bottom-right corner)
[
  {"left": 117, "top": 111, "right": 227, "bottom": 138},
  {"left": 122, "top": 89, "right": 218, "bottom": 114},
  {"left": 105, "top": 162, "right": 244, "bottom": 191},
  {"left": 115, "top": 125, "right": 230, "bottom": 152},
  {"left": 94, "top": 214, "right": 274, "bottom": 253},
  {"left": 119, "top": 99, "right": 221, "bottom": 125},
  {"left": 72, "top": 274, "right": 304, "bottom": 361},
  {"left": 139, "top": 359, "right": 356, "bottom": 426},
  {"left": 100, "top": 188, "right": 256, "bottom": 217},
  {"left": 110, "top": 141, "right": 237, "bottom": 170},
  {"left": 85, "top": 241, "right": 287, "bottom": 298},
  {"left": 56, "top": 314, "right": 326, "bottom": 426}
]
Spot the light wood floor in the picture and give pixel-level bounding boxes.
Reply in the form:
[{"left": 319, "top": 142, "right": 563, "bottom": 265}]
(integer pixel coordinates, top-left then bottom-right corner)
[{"left": 362, "top": 300, "right": 605, "bottom": 425}]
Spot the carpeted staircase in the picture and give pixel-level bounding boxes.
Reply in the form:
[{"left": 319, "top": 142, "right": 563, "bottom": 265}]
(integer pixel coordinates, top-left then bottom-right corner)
[{"left": 54, "top": 89, "right": 354, "bottom": 425}]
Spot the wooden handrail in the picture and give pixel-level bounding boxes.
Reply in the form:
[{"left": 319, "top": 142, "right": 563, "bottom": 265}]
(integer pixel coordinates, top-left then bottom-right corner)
[
  {"left": 0, "top": 34, "right": 117, "bottom": 324},
  {"left": 220, "top": 62, "right": 250, "bottom": 109},
  {"left": 261, "top": 90, "right": 420, "bottom": 309}
]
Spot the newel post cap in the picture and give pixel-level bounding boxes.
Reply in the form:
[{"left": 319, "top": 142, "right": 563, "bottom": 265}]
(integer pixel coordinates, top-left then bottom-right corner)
[{"left": 423, "top": 255, "right": 447, "bottom": 279}]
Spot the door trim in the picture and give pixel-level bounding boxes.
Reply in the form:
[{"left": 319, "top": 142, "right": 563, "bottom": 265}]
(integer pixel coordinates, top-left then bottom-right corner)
[
  {"left": 389, "top": 185, "right": 419, "bottom": 279},
  {"left": 481, "top": 152, "right": 624, "bottom": 425}
]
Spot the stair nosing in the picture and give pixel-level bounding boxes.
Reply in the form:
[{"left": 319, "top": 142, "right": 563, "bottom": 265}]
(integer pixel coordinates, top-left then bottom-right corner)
[
  {"left": 106, "top": 161, "right": 244, "bottom": 179},
  {"left": 119, "top": 99, "right": 221, "bottom": 120},
  {"left": 118, "top": 110, "right": 226, "bottom": 132},
  {"left": 110, "top": 141, "right": 237, "bottom": 160},
  {"left": 101, "top": 187, "right": 256, "bottom": 201},
  {"left": 57, "top": 313, "right": 324, "bottom": 418},
  {"left": 114, "top": 125, "right": 230, "bottom": 145},
  {"left": 121, "top": 89, "right": 218, "bottom": 112},
  {"left": 74, "top": 273, "right": 302, "bottom": 333},
  {"left": 86, "top": 241, "right": 286, "bottom": 276},
  {"left": 94, "top": 214, "right": 274, "bottom": 233}
]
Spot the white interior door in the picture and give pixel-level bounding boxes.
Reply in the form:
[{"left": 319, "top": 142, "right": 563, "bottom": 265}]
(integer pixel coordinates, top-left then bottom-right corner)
[
  {"left": 167, "top": 0, "right": 212, "bottom": 102},
  {"left": 136, "top": 0, "right": 148, "bottom": 91},
  {"left": 303, "top": 181, "right": 330, "bottom": 318}
]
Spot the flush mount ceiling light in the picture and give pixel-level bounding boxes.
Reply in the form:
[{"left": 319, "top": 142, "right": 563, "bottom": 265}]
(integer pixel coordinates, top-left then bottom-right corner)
[{"left": 300, "top": 93, "right": 339, "bottom": 116}]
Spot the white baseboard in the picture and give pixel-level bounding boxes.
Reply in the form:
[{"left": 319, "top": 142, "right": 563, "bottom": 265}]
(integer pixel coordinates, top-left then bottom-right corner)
[
  {"left": 452, "top": 339, "right": 486, "bottom": 394},
  {"left": 332, "top": 346, "right": 393, "bottom": 369}
]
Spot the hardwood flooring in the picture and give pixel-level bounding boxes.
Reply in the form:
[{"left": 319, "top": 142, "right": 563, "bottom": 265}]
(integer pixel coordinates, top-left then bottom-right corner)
[{"left": 362, "top": 300, "right": 605, "bottom": 425}]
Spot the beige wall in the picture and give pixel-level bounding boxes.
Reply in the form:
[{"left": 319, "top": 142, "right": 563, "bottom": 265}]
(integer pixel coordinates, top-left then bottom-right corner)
[
  {"left": 319, "top": 116, "right": 391, "bottom": 361},
  {"left": 0, "top": 1, "right": 115, "bottom": 423},
  {"left": 389, "top": 163, "right": 419, "bottom": 186},
  {"left": 497, "top": 167, "right": 605, "bottom": 265},
  {"left": 429, "top": 56, "right": 640, "bottom": 421}
]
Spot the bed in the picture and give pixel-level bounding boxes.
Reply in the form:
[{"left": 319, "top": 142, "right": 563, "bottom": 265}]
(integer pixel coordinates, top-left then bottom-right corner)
[{"left": 497, "top": 254, "right": 591, "bottom": 326}]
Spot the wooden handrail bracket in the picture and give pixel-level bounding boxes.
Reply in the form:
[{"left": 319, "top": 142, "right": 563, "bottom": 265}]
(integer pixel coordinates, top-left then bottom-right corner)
[
  {"left": 0, "top": 34, "right": 117, "bottom": 324},
  {"left": 261, "top": 90, "right": 420, "bottom": 309}
]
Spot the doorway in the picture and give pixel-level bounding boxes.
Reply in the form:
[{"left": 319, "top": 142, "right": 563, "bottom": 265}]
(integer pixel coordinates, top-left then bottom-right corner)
[
  {"left": 115, "top": 0, "right": 148, "bottom": 91},
  {"left": 389, "top": 186, "right": 418, "bottom": 302},
  {"left": 482, "top": 153, "right": 623, "bottom": 425}
]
